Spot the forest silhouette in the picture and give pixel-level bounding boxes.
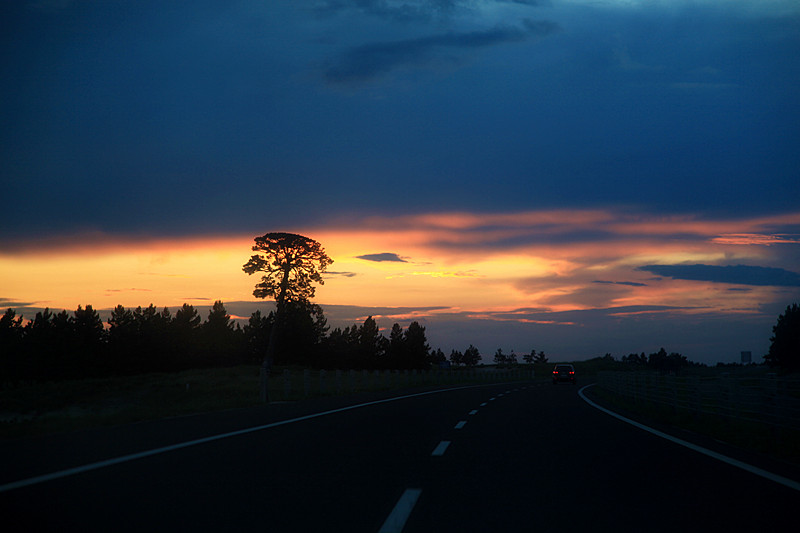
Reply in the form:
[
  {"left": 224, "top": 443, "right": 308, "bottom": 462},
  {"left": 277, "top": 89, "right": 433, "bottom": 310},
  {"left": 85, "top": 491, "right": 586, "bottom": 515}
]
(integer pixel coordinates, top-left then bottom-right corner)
[{"left": 0, "top": 301, "right": 471, "bottom": 384}]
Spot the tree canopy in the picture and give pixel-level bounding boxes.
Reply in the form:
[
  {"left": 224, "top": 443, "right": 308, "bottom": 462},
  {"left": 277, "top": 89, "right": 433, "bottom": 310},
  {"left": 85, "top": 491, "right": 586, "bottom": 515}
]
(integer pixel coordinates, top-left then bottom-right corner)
[
  {"left": 765, "top": 303, "right": 800, "bottom": 373},
  {"left": 242, "top": 232, "right": 333, "bottom": 306}
]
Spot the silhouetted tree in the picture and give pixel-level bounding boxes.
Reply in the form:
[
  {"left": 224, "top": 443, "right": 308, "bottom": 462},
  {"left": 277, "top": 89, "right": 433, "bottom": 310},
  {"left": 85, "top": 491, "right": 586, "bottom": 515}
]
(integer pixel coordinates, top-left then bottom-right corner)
[
  {"left": 108, "top": 305, "right": 138, "bottom": 373},
  {"left": 71, "top": 305, "right": 106, "bottom": 374},
  {"left": 622, "top": 352, "right": 647, "bottom": 365},
  {"left": 243, "top": 309, "right": 270, "bottom": 365},
  {"left": 647, "top": 347, "right": 688, "bottom": 374},
  {"left": 493, "top": 348, "right": 507, "bottom": 366},
  {"left": 533, "top": 350, "right": 548, "bottom": 364},
  {"left": 277, "top": 300, "right": 329, "bottom": 365},
  {"left": 132, "top": 305, "right": 172, "bottom": 371},
  {"left": 403, "top": 321, "right": 430, "bottom": 369},
  {"left": 508, "top": 350, "right": 518, "bottom": 366},
  {"left": 242, "top": 233, "right": 333, "bottom": 374},
  {"left": 765, "top": 303, "right": 800, "bottom": 373},
  {"left": 523, "top": 349, "right": 535, "bottom": 364},
  {"left": 462, "top": 344, "right": 481, "bottom": 366},
  {"left": 0, "top": 309, "right": 25, "bottom": 385},
  {"left": 202, "top": 301, "right": 239, "bottom": 365},
  {"left": 322, "top": 326, "right": 356, "bottom": 368},
  {"left": 449, "top": 349, "right": 464, "bottom": 366},
  {"left": 355, "top": 316, "right": 384, "bottom": 365},
  {"left": 387, "top": 323, "right": 405, "bottom": 367},
  {"left": 0, "top": 309, "right": 24, "bottom": 345},
  {"left": 429, "top": 348, "right": 447, "bottom": 366},
  {"left": 169, "top": 304, "right": 201, "bottom": 369}
]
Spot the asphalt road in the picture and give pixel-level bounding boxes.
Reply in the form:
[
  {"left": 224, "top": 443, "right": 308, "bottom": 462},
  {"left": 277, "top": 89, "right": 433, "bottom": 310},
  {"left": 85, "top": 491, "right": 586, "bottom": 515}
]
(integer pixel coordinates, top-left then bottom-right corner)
[{"left": 1, "top": 380, "right": 797, "bottom": 532}]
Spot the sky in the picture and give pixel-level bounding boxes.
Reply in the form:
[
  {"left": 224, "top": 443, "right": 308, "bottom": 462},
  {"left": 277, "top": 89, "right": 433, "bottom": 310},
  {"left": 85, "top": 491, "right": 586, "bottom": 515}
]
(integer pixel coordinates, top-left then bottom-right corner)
[{"left": 2, "top": 0, "right": 799, "bottom": 364}]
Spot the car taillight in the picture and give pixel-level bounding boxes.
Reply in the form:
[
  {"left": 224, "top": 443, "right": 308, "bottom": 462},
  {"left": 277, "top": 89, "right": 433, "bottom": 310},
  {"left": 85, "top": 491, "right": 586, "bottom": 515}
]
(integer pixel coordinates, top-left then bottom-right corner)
[{"left": 569, "top": 371, "right": 574, "bottom": 374}]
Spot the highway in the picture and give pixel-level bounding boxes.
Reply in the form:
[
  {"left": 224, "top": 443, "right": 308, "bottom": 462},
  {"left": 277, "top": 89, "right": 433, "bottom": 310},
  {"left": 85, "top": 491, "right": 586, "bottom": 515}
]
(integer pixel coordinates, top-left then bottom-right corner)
[{"left": 1, "top": 380, "right": 797, "bottom": 532}]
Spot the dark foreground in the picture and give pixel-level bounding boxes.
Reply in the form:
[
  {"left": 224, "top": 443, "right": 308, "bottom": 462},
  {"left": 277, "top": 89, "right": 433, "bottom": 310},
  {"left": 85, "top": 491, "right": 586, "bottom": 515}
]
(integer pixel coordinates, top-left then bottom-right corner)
[{"left": 1, "top": 381, "right": 798, "bottom": 532}]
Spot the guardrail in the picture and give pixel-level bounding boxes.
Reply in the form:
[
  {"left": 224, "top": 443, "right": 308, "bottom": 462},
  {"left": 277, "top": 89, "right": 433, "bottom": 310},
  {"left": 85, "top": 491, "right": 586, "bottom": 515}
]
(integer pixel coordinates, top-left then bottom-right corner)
[
  {"left": 597, "top": 371, "right": 800, "bottom": 432},
  {"left": 268, "top": 367, "right": 536, "bottom": 401}
]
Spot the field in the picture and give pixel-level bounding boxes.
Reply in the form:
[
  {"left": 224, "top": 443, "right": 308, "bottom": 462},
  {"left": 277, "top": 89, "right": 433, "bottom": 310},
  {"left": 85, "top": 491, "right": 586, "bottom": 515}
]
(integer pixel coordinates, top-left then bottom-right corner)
[{"left": 0, "top": 365, "right": 535, "bottom": 438}]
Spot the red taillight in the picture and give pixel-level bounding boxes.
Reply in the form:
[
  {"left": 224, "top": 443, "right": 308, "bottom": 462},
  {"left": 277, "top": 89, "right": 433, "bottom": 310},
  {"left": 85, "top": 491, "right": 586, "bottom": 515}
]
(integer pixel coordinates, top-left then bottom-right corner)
[{"left": 569, "top": 371, "right": 574, "bottom": 374}]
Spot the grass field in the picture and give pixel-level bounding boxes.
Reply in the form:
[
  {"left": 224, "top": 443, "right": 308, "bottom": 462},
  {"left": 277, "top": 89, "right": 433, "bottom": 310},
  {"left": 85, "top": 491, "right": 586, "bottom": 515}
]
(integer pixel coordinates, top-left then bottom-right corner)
[
  {"left": 0, "top": 366, "right": 264, "bottom": 438},
  {"left": 0, "top": 365, "right": 535, "bottom": 438},
  {"left": 591, "top": 385, "right": 800, "bottom": 467}
]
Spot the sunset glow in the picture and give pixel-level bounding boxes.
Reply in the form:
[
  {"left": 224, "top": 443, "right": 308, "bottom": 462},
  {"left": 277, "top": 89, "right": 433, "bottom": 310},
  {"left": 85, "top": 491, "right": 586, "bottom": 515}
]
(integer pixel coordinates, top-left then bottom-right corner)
[
  {"left": 3, "top": 0, "right": 799, "bottom": 363},
  {"left": 4, "top": 208, "right": 798, "bottom": 362}
]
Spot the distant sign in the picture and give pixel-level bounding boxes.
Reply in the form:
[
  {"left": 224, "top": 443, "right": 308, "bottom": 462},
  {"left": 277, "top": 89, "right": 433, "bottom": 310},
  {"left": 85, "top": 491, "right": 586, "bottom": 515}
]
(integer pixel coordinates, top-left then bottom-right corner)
[{"left": 741, "top": 351, "right": 752, "bottom": 364}]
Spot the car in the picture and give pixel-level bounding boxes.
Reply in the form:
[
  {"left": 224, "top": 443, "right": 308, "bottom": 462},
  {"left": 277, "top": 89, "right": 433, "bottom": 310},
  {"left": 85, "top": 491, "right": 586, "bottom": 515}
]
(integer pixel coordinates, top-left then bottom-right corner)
[{"left": 552, "top": 363, "right": 576, "bottom": 384}]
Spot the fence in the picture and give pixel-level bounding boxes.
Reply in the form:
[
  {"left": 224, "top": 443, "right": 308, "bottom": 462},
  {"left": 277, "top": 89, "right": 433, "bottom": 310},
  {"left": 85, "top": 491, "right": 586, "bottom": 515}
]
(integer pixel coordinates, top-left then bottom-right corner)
[
  {"left": 597, "top": 371, "right": 800, "bottom": 433},
  {"left": 267, "top": 367, "right": 535, "bottom": 402}
]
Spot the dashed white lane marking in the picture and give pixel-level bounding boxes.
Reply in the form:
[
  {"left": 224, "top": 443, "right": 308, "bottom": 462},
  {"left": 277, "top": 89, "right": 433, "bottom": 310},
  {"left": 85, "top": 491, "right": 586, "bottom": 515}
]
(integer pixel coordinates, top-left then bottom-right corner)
[
  {"left": 379, "top": 488, "right": 422, "bottom": 533},
  {"left": 469, "top": 409, "right": 478, "bottom": 415},
  {"left": 431, "top": 441, "right": 451, "bottom": 456},
  {"left": 578, "top": 384, "right": 800, "bottom": 492},
  {"left": 454, "top": 421, "right": 467, "bottom": 429},
  {"left": 506, "top": 390, "right": 512, "bottom": 394},
  {"left": 480, "top": 402, "right": 487, "bottom": 407},
  {"left": 488, "top": 397, "right": 496, "bottom": 401}
]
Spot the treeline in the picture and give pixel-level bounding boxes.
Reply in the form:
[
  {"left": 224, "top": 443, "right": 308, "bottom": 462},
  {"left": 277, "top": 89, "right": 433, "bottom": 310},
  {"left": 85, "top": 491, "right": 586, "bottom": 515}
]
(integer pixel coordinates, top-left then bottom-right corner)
[
  {"left": 618, "top": 348, "right": 694, "bottom": 374},
  {"left": 0, "top": 301, "right": 483, "bottom": 385}
]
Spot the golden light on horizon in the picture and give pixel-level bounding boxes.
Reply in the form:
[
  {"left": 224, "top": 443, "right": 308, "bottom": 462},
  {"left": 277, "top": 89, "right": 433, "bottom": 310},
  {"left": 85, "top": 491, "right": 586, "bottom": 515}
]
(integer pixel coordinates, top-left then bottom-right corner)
[{"left": 1, "top": 209, "right": 794, "bottom": 321}]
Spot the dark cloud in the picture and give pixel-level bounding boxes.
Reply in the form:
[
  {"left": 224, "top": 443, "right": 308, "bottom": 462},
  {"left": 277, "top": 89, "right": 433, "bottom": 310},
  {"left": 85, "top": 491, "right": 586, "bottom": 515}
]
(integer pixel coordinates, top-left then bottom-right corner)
[
  {"left": 324, "top": 20, "right": 559, "bottom": 83},
  {"left": 311, "top": 0, "right": 460, "bottom": 21},
  {"left": 637, "top": 264, "right": 800, "bottom": 287},
  {"left": 311, "top": 1, "right": 543, "bottom": 21},
  {"left": 0, "top": 298, "right": 35, "bottom": 308},
  {"left": 326, "top": 271, "right": 358, "bottom": 277},
  {"left": 593, "top": 280, "right": 648, "bottom": 287},
  {"left": 104, "top": 288, "right": 153, "bottom": 293},
  {"left": 538, "top": 283, "right": 641, "bottom": 309},
  {"left": 356, "top": 252, "right": 407, "bottom": 262}
]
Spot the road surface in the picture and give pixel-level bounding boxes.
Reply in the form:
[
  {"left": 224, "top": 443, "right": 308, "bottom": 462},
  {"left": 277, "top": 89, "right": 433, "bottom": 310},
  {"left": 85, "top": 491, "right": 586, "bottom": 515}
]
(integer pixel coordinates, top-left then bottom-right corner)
[{"left": 1, "top": 380, "right": 797, "bottom": 531}]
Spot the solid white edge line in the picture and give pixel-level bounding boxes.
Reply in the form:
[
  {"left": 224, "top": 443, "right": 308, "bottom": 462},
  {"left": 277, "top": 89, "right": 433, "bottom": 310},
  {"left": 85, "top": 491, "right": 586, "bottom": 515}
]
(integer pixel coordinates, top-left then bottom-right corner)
[
  {"left": 378, "top": 488, "right": 422, "bottom": 533},
  {"left": 578, "top": 384, "right": 800, "bottom": 492},
  {"left": 431, "top": 441, "right": 451, "bottom": 456},
  {"left": 2, "top": 383, "right": 498, "bottom": 493}
]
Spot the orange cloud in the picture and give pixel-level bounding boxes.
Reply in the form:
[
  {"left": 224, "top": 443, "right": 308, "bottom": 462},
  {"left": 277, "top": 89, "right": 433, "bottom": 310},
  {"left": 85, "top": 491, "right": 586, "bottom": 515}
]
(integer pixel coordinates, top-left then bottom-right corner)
[{"left": 2, "top": 209, "right": 797, "bottom": 320}]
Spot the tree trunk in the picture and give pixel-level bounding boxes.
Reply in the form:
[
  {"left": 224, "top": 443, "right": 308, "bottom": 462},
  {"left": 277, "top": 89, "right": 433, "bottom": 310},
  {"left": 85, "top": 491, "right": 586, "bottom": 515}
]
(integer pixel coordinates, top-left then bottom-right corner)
[{"left": 261, "top": 264, "right": 292, "bottom": 403}]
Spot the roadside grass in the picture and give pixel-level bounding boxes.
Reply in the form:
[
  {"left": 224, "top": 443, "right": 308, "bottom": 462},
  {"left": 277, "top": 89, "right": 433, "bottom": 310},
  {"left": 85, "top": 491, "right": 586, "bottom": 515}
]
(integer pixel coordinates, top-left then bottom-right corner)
[
  {"left": 0, "top": 366, "right": 263, "bottom": 438},
  {"left": 591, "top": 386, "right": 800, "bottom": 467},
  {"left": 0, "top": 365, "right": 533, "bottom": 438}
]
